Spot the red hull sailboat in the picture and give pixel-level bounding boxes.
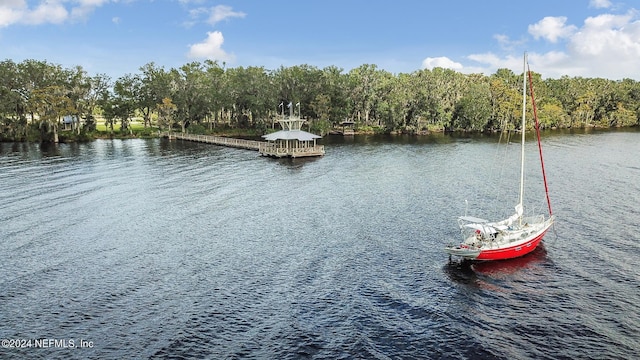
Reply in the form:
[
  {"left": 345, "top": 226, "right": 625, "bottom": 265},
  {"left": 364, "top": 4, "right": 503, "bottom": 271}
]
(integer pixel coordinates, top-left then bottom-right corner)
[{"left": 445, "top": 54, "right": 555, "bottom": 261}]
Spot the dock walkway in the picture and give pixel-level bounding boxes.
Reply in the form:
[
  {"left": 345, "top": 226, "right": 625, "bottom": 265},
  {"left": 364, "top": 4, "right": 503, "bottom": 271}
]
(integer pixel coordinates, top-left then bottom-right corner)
[
  {"left": 164, "top": 132, "right": 261, "bottom": 150},
  {"left": 163, "top": 132, "right": 324, "bottom": 158}
]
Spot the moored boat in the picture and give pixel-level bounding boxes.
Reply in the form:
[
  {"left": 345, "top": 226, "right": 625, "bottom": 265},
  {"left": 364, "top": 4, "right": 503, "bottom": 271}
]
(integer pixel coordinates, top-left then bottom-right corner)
[{"left": 445, "top": 53, "right": 555, "bottom": 261}]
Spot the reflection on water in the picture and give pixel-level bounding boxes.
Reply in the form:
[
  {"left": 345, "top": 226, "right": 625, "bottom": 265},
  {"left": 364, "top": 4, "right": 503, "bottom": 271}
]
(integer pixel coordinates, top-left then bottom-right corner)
[
  {"left": 443, "top": 245, "right": 551, "bottom": 288},
  {"left": 472, "top": 244, "right": 550, "bottom": 277},
  {"left": 1, "top": 131, "right": 639, "bottom": 359}
]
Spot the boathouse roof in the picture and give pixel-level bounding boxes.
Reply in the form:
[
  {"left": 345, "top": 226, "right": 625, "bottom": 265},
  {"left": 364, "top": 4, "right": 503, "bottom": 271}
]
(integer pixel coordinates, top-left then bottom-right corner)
[{"left": 262, "top": 130, "right": 321, "bottom": 141}]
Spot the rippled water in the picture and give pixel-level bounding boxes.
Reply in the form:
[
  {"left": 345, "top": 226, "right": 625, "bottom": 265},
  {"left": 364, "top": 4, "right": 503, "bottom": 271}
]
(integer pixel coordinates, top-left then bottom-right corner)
[{"left": 1, "top": 130, "right": 639, "bottom": 359}]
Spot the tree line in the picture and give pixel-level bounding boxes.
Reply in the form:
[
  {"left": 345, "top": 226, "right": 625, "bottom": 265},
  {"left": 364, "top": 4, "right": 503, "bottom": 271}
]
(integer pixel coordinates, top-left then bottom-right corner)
[{"left": 1, "top": 58, "right": 639, "bottom": 142}]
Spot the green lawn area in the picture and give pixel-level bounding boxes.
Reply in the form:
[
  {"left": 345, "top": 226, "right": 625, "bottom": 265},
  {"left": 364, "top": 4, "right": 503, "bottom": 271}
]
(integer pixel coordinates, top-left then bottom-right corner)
[
  {"left": 96, "top": 120, "right": 158, "bottom": 132},
  {"left": 89, "top": 118, "right": 162, "bottom": 139}
]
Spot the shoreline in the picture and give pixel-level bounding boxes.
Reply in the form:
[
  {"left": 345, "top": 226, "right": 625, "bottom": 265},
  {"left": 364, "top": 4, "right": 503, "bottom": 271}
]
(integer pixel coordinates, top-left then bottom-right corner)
[{"left": 1, "top": 124, "right": 637, "bottom": 144}]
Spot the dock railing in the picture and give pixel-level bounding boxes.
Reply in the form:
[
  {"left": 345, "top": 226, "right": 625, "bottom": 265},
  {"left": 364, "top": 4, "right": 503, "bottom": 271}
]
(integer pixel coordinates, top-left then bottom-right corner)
[
  {"left": 164, "top": 132, "right": 261, "bottom": 150},
  {"left": 164, "top": 132, "right": 325, "bottom": 158},
  {"left": 258, "top": 143, "right": 325, "bottom": 158}
]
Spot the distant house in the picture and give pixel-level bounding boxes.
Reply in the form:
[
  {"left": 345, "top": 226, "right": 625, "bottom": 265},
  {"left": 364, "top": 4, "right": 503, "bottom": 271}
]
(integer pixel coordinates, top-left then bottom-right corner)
[{"left": 62, "top": 115, "right": 79, "bottom": 131}]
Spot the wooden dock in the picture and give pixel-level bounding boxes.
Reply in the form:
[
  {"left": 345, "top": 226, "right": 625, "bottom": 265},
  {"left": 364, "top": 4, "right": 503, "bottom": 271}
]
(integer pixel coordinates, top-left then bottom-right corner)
[
  {"left": 163, "top": 132, "right": 325, "bottom": 158},
  {"left": 164, "top": 132, "right": 261, "bottom": 150}
]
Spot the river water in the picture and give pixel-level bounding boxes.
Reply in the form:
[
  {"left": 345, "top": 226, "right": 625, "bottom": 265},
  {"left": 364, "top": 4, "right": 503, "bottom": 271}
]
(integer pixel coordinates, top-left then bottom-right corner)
[{"left": 1, "top": 130, "right": 638, "bottom": 359}]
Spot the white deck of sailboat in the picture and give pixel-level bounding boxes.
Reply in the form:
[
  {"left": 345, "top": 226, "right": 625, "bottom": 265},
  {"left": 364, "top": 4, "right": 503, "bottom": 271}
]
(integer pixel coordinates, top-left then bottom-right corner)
[{"left": 458, "top": 216, "right": 553, "bottom": 250}]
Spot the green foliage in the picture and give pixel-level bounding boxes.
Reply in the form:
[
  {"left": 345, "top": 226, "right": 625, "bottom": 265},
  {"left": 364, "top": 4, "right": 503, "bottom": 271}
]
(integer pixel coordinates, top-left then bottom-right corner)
[
  {"left": 453, "top": 79, "right": 492, "bottom": 130},
  {"left": 308, "top": 119, "right": 332, "bottom": 136},
  {"left": 538, "top": 102, "right": 565, "bottom": 129},
  {"left": 356, "top": 125, "right": 386, "bottom": 134},
  {"left": 2, "top": 58, "right": 640, "bottom": 143},
  {"left": 58, "top": 131, "right": 94, "bottom": 142},
  {"left": 186, "top": 123, "right": 207, "bottom": 134}
]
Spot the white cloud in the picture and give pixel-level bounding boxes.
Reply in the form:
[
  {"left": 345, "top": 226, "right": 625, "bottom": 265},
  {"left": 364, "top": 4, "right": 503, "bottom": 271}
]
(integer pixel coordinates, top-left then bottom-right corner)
[
  {"left": 467, "top": 53, "right": 512, "bottom": 69},
  {"left": 528, "top": 16, "right": 577, "bottom": 43},
  {"left": 0, "top": 0, "right": 27, "bottom": 27},
  {"left": 188, "top": 7, "right": 208, "bottom": 19},
  {"left": 493, "top": 33, "right": 527, "bottom": 51},
  {"left": 186, "top": 5, "right": 245, "bottom": 27},
  {"left": 421, "top": 56, "right": 463, "bottom": 71},
  {"left": 589, "top": 0, "right": 612, "bottom": 9},
  {"left": 76, "top": 0, "right": 111, "bottom": 7},
  {"left": 570, "top": 12, "right": 637, "bottom": 56},
  {"left": 187, "top": 31, "right": 235, "bottom": 62},
  {"left": 527, "top": 9, "right": 640, "bottom": 79},
  {"left": 554, "top": 10, "right": 640, "bottom": 79},
  {"left": 23, "top": 1, "right": 68, "bottom": 25},
  {"left": 0, "top": 0, "right": 26, "bottom": 6},
  {"left": 0, "top": 0, "right": 110, "bottom": 27},
  {"left": 71, "top": 0, "right": 110, "bottom": 20},
  {"left": 432, "top": 7, "right": 640, "bottom": 80},
  {"left": 207, "top": 5, "right": 245, "bottom": 25}
]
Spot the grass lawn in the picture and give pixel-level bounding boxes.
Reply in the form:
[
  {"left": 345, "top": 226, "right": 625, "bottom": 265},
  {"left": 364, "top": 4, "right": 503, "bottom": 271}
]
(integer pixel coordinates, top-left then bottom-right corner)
[
  {"left": 96, "top": 121, "right": 157, "bottom": 132},
  {"left": 91, "top": 120, "right": 161, "bottom": 139}
]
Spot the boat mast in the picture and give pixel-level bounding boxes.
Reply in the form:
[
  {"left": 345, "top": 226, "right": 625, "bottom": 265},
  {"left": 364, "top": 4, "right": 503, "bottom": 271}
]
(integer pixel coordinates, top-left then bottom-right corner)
[
  {"left": 527, "top": 61, "right": 553, "bottom": 217},
  {"left": 519, "top": 53, "right": 526, "bottom": 223}
]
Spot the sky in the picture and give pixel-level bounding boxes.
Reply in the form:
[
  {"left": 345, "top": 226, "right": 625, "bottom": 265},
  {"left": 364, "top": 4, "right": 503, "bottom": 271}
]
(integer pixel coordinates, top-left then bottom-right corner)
[{"left": 1, "top": 0, "right": 639, "bottom": 80}]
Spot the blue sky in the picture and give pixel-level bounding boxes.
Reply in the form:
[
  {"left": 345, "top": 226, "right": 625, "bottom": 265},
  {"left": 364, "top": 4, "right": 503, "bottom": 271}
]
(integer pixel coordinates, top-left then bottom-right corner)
[{"left": 1, "top": 0, "right": 639, "bottom": 80}]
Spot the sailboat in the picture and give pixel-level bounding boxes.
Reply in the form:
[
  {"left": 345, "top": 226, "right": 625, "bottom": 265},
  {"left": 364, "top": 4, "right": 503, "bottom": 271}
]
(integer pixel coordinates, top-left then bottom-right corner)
[{"left": 444, "top": 54, "right": 555, "bottom": 261}]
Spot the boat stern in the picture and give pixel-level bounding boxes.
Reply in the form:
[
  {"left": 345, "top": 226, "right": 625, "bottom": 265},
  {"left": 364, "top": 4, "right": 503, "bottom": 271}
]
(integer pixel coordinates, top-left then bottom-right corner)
[{"left": 444, "top": 244, "right": 481, "bottom": 260}]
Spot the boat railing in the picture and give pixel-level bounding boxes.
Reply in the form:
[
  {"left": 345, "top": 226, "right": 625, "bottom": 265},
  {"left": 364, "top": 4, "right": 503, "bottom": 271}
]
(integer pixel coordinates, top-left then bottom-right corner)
[{"left": 522, "top": 214, "right": 546, "bottom": 226}]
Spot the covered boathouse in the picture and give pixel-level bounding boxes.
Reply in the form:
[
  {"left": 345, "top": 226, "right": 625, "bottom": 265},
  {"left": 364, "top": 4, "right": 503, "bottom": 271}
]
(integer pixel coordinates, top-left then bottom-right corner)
[{"left": 259, "top": 104, "right": 325, "bottom": 158}]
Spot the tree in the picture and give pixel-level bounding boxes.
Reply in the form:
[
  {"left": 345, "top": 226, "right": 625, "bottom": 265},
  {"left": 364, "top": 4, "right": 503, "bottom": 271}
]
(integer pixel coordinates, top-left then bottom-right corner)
[
  {"left": 490, "top": 69, "right": 521, "bottom": 130},
  {"left": 17, "top": 60, "right": 71, "bottom": 142},
  {"left": 157, "top": 97, "right": 177, "bottom": 130},
  {"left": 538, "top": 101, "right": 566, "bottom": 129},
  {"left": 137, "top": 62, "right": 171, "bottom": 129},
  {"left": 83, "top": 73, "right": 111, "bottom": 132},
  {"left": 110, "top": 74, "right": 139, "bottom": 134},
  {"left": 65, "top": 65, "right": 91, "bottom": 135},
  {"left": 30, "top": 85, "right": 75, "bottom": 142},
  {"left": 319, "top": 65, "right": 349, "bottom": 126},
  {"left": 226, "top": 66, "right": 273, "bottom": 128},
  {"left": 203, "top": 60, "right": 227, "bottom": 130},
  {"left": 169, "top": 62, "right": 211, "bottom": 132},
  {"left": 380, "top": 72, "right": 412, "bottom": 130},
  {"left": 2, "top": 57, "right": 640, "bottom": 142},
  {"left": 0, "top": 60, "right": 28, "bottom": 140},
  {"left": 98, "top": 91, "right": 116, "bottom": 134},
  {"left": 453, "top": 77, "right": 492, "bottom": 131},
  {"left": 310, "top": 93, "right": 332, "bottom": 135},
  {"left": 348, "top": 64, "right": 383, "bottom": 127}
]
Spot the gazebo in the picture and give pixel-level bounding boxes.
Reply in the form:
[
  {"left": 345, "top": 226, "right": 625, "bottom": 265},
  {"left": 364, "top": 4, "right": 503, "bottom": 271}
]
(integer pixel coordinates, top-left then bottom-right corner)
[
  {"left": 259, "top": 103, "right": 325, "bottom": 158},
  {"left": 339, "top": 120, "right": 355, "bottom": 136}
]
